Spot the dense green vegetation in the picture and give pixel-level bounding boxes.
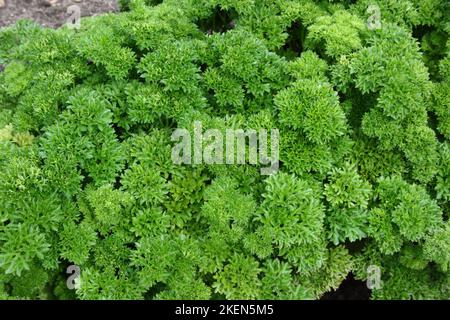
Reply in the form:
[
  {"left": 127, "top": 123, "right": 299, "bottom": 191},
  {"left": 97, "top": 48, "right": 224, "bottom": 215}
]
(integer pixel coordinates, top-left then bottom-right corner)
[{"left": 0, "top": 0, "right": 448, "bottom": 300}]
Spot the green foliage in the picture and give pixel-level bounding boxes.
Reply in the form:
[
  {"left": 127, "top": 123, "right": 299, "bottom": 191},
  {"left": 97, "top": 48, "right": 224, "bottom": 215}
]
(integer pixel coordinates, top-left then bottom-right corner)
[
  {"left": 0, "top": 0, "right": 449, "bottom": 300},
  {"left": 306, "top": 10, "right": 367, "bottom": 58},
  {"left": 324, "top": 162, "right": 372, "bottom": 245}
]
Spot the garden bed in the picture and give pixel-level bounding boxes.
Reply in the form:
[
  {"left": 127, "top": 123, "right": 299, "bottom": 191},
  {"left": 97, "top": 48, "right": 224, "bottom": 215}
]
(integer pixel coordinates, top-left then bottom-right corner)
[
  {"left": 2, "top": 0, "right": 445, "bottom": 301},
  {"left": 0, "top": 0, "right": 118, "bottom": 28}
]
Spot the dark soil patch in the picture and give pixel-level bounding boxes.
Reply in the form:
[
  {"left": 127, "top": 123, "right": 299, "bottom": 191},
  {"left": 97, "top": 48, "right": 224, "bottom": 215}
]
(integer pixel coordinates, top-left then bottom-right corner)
[
  {"left": 321, "top": 273, "right": 371, "bottom": 300},
  {"left": 0, "top": 0, "right": 119, "bottom": 28}
]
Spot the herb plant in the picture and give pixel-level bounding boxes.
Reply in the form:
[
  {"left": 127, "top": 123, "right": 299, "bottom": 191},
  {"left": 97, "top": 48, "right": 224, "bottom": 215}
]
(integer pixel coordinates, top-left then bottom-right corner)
[{"left": 0, "top": 0, "right": 449, "bottom": 300}]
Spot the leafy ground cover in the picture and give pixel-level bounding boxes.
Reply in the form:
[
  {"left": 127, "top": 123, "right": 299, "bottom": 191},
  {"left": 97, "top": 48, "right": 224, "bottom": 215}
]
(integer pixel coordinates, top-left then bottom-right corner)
[{"left": 0, "top": 0, "right": 449, "bottom": 300}]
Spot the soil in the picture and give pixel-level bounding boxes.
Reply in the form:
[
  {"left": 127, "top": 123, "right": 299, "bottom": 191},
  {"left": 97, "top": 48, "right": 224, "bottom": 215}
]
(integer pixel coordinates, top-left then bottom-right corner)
[
  {"left": 0, "top": 0, "right": 119, "bottom": 28},
  {"left": 321, "top": 273, "right": 371, "bottom": 300}
]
